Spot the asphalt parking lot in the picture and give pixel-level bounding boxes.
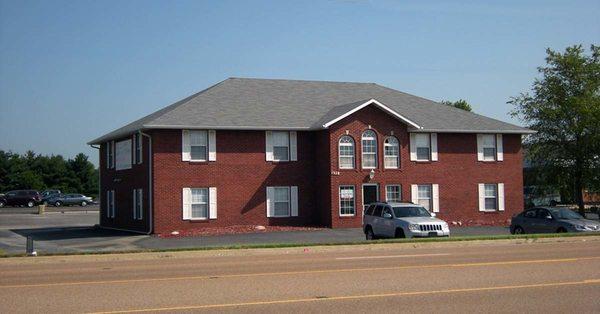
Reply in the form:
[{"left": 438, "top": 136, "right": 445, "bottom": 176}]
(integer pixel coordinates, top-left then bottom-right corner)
[{"left": 0, "top": 211, "right": 515, "bottom": 255}]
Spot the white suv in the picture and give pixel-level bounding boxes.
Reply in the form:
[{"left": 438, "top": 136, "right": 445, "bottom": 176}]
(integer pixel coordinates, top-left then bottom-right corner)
[{"left": 363, "top": 202, "right": 450, "bottom": 239}]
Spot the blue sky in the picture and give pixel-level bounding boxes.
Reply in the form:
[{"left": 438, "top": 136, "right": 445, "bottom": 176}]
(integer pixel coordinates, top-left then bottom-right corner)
[{"left": 1, "top": 0, "right": 598, "bottom": 166}]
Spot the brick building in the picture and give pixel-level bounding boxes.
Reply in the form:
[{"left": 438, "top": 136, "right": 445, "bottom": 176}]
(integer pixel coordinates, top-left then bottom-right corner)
[{"left": 88, "top": 78, "right": 534, "bottom": 234}]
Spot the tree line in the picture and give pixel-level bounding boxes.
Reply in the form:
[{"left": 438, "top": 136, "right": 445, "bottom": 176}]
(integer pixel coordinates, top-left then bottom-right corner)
[{"left": 0, "top": 150, "right": 98, "bottom": 197}]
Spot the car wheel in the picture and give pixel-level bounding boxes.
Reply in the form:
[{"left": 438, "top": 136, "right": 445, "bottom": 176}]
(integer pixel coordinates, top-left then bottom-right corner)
[
  {"left": 80, "top": 201, "right": 87, "bottom": 207},
  {"left": 365, "top": 227, "right": 376, "bottom": 240},
  {"left": 0, "top": 201, "right": 4, "bottom": 207},
  {"left": 512, "top": 226, "right": 525, "bottom": 235},
  {"left": 395, "top": 228, "right": 406, "bottom": 238},
  {"left": 54, "top": 201, "right": 62, "bottom": 207},
  {"left": 26, "top": 201, "right": 35, "bottom": 208},
  {"left": 556, "top": 227, "right": 567, "bottom": 233}
]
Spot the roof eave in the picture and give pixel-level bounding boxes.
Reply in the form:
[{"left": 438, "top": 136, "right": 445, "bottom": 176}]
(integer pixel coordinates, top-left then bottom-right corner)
[{"left": 408, "top": 128, "right": 537, "bottom": 134}]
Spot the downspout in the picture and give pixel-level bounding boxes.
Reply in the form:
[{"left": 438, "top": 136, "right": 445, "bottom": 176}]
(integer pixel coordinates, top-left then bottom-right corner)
[
  {"left": 139, "top": 131, "right": 153, "bottom": 235},
  {"left": 89, "top": 144, "right": 101, "bottom": 228}
]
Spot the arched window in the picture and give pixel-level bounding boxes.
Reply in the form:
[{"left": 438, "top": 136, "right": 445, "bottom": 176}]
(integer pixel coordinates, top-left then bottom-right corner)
[
  {"left": 384, "top": 136, "right": 400, "bottom": 169},
  {"left": 361, "top": 130, "right": 377, "bottom": 169},
  {"left": 338, "top": 136, "right": 355, "bottom": 169}
]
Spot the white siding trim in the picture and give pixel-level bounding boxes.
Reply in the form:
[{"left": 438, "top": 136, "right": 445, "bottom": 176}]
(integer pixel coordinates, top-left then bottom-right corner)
[
  {"left": 209, "top": 187, "right": 217, "bottom": 219},
  {"left": 321, "top": 99, "right": 422, "bottom": 129},
  {"left": 266, "top": 187, "right": 274, "bottom": 217},
  {"left": 496, "top": 134, "right": 504, "bottom": 161},
  {"left": 478, "top": 183, "right": 485, "bottom": 212},
  {"left": 265, "top": 131, "right": 273, "bottom": 161},
  {"left": 289, "top": 131, "right": 298, "bottom": 161},
  {"left": 498, "top": 183, "right": 505, "bottom": 211},
  {"left": 411, "top": 184, "right": 418, "bottom": 204},
  {"left": 182, "top": 188, "right": 191, "bottom": 220},
  {"left": 182, "top": 130, "right": 191, "bottom": 161},
  {"left": 208, "top": 130, "right": 217, "bottom": 161},
  {"left": 476, "top": 134, "right": 484, "bottom": 161},
  {"left": 430, "top": 133, "right": 438, "bottom": 161},
  {"left": 290, "top": 186, "right": 298, "bottom": 217},
  {"left": 409, "top": 134, "right": 417, "bottom": 161},
  {"left": 432, "top": 184, "right": 440, "bottom": 213}
]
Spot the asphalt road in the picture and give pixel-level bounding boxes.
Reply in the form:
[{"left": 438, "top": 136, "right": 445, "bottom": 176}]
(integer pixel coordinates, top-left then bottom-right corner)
[
  {"left": 0, "top": 204, "right": 99, "bottom": 214},
  {"left": 0, "top": 237, "right": 599, "bottom": 313}
]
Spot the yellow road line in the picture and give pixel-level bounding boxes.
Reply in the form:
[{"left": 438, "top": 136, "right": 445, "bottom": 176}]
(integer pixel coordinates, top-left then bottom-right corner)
[
  {"left": 89, "top": 279, "right": 600, "bottom": 313},
  {"left": 1, "top": 256, "right": 599, "bottom": 289}
]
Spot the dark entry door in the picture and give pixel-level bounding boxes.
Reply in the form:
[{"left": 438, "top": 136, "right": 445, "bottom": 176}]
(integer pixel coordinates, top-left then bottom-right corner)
[{"left": 363, "top": 185, "right": 379, "bottom": 211}]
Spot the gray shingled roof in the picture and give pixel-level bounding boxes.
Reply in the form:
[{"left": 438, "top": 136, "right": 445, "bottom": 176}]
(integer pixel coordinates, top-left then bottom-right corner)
[{"left": 88, "top": 77, "right": 533, "bottom": 144}]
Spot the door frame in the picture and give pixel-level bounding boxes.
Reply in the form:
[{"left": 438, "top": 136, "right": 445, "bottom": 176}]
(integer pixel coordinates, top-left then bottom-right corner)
[{"left": 362, "top": 183, "right": 379, "bottom": 213}]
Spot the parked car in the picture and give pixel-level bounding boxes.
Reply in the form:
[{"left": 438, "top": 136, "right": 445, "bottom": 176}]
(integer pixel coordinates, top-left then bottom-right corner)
[
  {"left": 363, "top": 202, "right": 450, "bottom": 239},
  {"left": 45, "top": 193, "right": 93, "bottom": 207},
  {"left": 0, "top": 190, "right": 42, "bottom": 208},
  {"left": 510, "top": 207, "right": 600, "bottom": 234}
]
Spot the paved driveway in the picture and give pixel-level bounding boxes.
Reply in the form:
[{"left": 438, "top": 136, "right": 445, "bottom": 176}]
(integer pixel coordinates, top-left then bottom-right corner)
[{"left": 0, "top": 212, "right": 516, "bottom": 255}]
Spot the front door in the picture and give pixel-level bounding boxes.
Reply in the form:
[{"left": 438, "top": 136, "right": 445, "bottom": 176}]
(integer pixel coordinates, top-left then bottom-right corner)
[{"left": 362, "top": 184, "right": 379, "bottom": 212}]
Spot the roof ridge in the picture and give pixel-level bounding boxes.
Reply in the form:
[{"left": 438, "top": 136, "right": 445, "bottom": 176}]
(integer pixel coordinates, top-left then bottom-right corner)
[{"left": 228, "top": 77, "right": 376, "bottom": 85}]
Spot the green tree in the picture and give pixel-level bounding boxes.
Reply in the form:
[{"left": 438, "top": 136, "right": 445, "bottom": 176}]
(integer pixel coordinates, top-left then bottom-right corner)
[
  {"left": 441, "top": 99, "right": 473, "bottom": 112},
  {"left": 510, "top": 45, "right": 600, "bottom": 214}
]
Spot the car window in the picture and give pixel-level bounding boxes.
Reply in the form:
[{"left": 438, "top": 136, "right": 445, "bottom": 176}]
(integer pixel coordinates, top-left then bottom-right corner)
[
  {"left": 524, "top": 210, "right": 536, "bottom": 218},
  {"left": 373, "top": 205, "right": 383, "bottom": 217},
  {"left": 6, "top": 192, "right": 16, "bottom": 197},
  {"left": 536, "top": 209, "right": 551, "bottom": 219},
  {"left": 382, "top": 207, "right": 393, "bottom": 217},
  {"left": 17, "top": 191, "right": 27, "bottom": 196},
  {"left": 365, "top": 205, "right": 375, "bottom": 216}
]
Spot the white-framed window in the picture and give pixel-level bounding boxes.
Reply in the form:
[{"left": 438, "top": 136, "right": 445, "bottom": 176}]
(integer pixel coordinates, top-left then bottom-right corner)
[
  {"left": 415, "top": 134, "right": 430, "bottom": 161},
  {"left": 190, "top": 130, "right": 208, "bottom": 161},
  {"left": 482, "top": 134, "right": 496, "bottom": 161},
  {"left": 338, "top": 136, "right": 355, "bottom": 169},
  {"left": 191, "top": 188, "right": 209, "bottom": 219},
  {"left": 266, "top": 186, "right": 298, "bottom": 217},
  {"left": 339, "top": 185, "right": 355, "bottom": 216},
  {"left": 477, "top": 134, "right": 503, "bottom": 162},
  {"left": 384, "top": 136, "right": 399, "bottom": 169},
  {"left": 133, "top": 188, "right": 143, "bottom": 220},
  {"left": 272, "top": 131, "right": 290, "bottom": 161},
  {"left": 115, "top": 139, "right": 132, "bottom": 170},
  {"left": 484, "top": 184, "right": 497, "bottom": 210},
  {"left": 106, "top": 141, "right": 114, "bottom": 169},
  {"left": 361, "top": 130, "right": 377, "bottom": 169},
  {"left": 417, "top": 185, "right": 432, "bottom": 211},
  {"left": 106, "top": 190, "right": 115, "bottom": 218},
  {"left": 133, "top": 133, "right": 142, "bottom": 164},
  {"left": 386, "top": 185, "right": 402, "bottom": 202}
]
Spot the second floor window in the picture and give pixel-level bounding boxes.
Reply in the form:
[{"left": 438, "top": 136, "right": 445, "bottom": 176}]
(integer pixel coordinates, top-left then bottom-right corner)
[
  {"left": 190, "top": 130, "right": 208, "bottom": 161},
  {"left": 415, "top": 134, "right": 430, "bottom": 161},
  {"left": 482, "top": 134, "right": 496, "bottom": 161},
  {"left": 339, "top": 136, "right": 355, "bottom": 169},
  {"left": 384, "top": 136, "right": 399, "bottom": 168},
  {"left": 272, "top": 131, "right": 290, "bottom": 161},
  {"left": 362, "top": 130, "right": 377, "bottom": 169}
]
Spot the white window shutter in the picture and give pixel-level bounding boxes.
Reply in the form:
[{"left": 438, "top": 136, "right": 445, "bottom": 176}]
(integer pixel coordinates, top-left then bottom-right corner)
[
  {"left": 106, "top": 190, "right": 110, "bottom": 217},
  {"left": 138, "top": 189, "right": 143, "bottom": 220},
  {"left": 138, "top": 135, "right": 143, "bottom": 164},
  {"left": 476, "top": 134, "right": 484, "bottom": 161},
  {"left": 265, "top": 131, "right": 273, "bottom": 161},
  {"left": 478, "top": 184, "right": 485, "bottom": 211},
  {"left": 430, "top": 133, "right": 438, "bottom": 161},
  {"left": 132, "top": 189, "right": 137, "bottom": 219},
  {"left": 498, "top": 183, "right": 505, "bottom": 211},
  {"left": 182, "top": 130, "right": 191, "bottom": 161},
  {"left": 106, "top": 143, "right": 110, "bottom": 169},
  {"left": 209, "top": 187, "right": 217, "bottom": 219},
  {"left": 132, "top": 135, "right": 136, "bottom": 164},
  {"left": 432, "top": 184, "right": 440, "bottom": 213},
  {"left": 409, "top": 134, "right": 417, "bottom": 161},
  {"left": 182, "top": 188, "right": 191, "bottom": 220},
  {"left": 208, "top": 130, "right": 217, "bottom": 161},
  {"left": 496, "top": 134, "right": 503, "bottom": 161},
  {"left": 411, "top": 184, "right": 418, "bottom": 203},
  {"left": 291, "top": 186, "right": 298, "bottom": 217},
  {"left": 266, "top": 187, "right": 274, "bottom": 217},
  {"left": 290, "top": 131, "right": 298, "bottom": 161}
]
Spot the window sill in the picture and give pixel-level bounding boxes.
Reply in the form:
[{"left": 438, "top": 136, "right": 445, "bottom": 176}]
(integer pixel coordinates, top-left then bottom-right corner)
[
  {"left": 339, "top": 214, "right": 356, "bottom": 218},
  {"left": 188, "top": 160, "right": 208, "bottom": 163},
  {"left": 187, "top": 218, "right": 209, "bottom": 222},
  {"left": 269, "top": 215, "right": 292, "bottom": 218}
]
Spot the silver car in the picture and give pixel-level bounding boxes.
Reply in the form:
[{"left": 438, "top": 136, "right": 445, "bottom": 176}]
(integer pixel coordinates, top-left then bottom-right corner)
[{"left": 363, "top": 202, "right": 450, "bottom": 239}]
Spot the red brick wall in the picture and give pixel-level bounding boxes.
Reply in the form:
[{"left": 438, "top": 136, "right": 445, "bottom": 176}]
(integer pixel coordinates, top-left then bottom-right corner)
[
  {"left": 99, "top": 134, "right": 151, "bottom": 233},
  {"left": 327, "top": 105, "right": 524, "bottom": 228},
  {"left": 151, "top": 129, "right": 320, "bottom": 235}
]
